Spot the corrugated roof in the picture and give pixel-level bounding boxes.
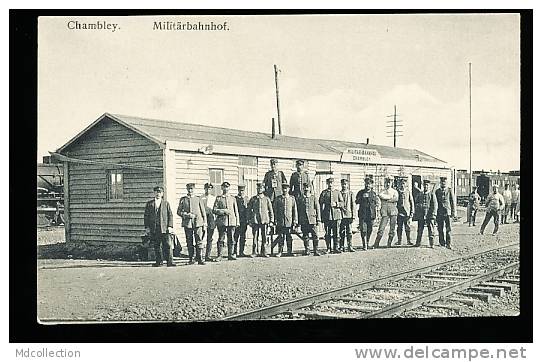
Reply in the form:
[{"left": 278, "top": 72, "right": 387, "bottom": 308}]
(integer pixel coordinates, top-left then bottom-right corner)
[{"left": 108, "top": 113, "right": 445, "bottom": 163}]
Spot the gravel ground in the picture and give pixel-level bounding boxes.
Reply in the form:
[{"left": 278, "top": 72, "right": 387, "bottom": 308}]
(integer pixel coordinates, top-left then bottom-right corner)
[{"left": 37, "top": 217, "right": 521, "bottom": 322}]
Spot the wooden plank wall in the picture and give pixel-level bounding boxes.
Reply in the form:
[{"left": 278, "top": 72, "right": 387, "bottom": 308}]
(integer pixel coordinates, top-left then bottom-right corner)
[{"left": 64, "top": 117, "right": 163, "bottom": 243}]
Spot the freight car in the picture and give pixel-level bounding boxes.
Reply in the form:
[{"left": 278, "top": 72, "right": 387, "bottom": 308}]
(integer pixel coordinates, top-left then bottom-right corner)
[{"left": 455, "top": 169, "right": 520, "bottom": 203}]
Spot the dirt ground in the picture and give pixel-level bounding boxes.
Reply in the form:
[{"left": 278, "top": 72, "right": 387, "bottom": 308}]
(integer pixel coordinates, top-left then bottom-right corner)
[{"left": 37, "top": 209, "right": 521, "bottom": 322}]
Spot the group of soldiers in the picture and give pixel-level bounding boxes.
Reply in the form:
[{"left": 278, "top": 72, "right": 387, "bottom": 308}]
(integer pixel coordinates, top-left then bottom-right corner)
[{"left": 144, "top": 159, "right": 459, "bottom": 267}]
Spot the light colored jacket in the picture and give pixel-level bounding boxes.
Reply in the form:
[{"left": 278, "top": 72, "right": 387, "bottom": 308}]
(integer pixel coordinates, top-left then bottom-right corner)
[
  {"left": 379, "top": 187, "right": 399, "bottom": 217},
  {"left": 247, "top": 194, "right": 274, "bottom": 225},
  {"left": 177, "top": 195, "right": 207, "bottom": 228},
  {"left": 486, "top": 192, "right": 505, "bottom": 212},
  {"left": 213, "top": 194, "right": 240, "bottom": 227}
]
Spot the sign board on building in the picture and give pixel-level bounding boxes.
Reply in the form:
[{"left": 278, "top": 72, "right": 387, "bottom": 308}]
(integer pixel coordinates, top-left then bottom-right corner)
[{"left": 341, "top": 148, "right": 382, "bottom": 163}]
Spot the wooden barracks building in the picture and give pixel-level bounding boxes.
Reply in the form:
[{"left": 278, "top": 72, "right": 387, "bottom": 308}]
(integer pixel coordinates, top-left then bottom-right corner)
[{"left": 53, "top": 113, "right": 452, "bottom": 246}]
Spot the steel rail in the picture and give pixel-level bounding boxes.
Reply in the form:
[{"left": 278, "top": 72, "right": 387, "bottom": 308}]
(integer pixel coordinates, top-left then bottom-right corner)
[
  {"left": 360, "top": 261, "right": 519, "bottom": 318},
  {"left": 222, "top": 242, "right": 519, "bottom": 320}
]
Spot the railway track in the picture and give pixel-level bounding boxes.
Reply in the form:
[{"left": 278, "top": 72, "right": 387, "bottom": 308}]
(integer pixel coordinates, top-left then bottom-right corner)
[{"left": 223, "top": 243, "right": 520, "bottom": 320}]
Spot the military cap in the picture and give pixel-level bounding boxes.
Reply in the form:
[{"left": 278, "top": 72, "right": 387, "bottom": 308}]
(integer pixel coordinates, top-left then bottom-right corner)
[
  {"left": 270, "top": 158, "right": 278, "bottom": 165},
  {"left": 295, "top": 159, "right": 305, "bottom": 165},
  {"left": 472, "top": 185, "right": 478, "bottom": 189},
  {"left": 439, "top": 176, "right": 448, "bottom": 181},
  {"left": 221, "top": 181, "right": 231, "bottom": 187},
  {"left": 204, "top": 182, "right": 214, "bottom": 189},
  {"left": 282, "top": 183, "right": 290, "bottom": 189},
  {"left": 422, "top": 179, "right": 432, "bottom": 184},
  {"left": 303, "top": 183, "right": 311, "bottom": 189},
  {"left": 399, "top": 176, "right": 408, "bottom": 183},
  {"left": 153, "top": 186, "right": 164, "bottom": 192},
  {"left": 256, "top": 182, "right": 263, "bottom": 187},
  {"left": 364, "top": 177, "right": 374, "bottom": 184},
  {"left": 238, "top": 185, "right": 246, "bottom": 190},
  {"left": 326, "top": 177, "right": 334, "bottom": 183},
  {"left": 186, "top": 182, "right": 195, "bottom": 188},
  {"left": 341, "top": 178, "right": 349, "bottom": 184}
]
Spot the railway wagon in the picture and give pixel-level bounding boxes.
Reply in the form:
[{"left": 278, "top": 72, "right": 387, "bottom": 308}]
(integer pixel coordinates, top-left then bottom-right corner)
[
  {"left": 52, "top": 112, "right": 452, "bottom": 250},
  {"left": 455, "top": 169, "right": 520, "bottom": 202}
]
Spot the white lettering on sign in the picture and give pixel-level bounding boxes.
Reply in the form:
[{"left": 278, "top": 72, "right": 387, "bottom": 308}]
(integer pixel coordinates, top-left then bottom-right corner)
[{"left": 341, "top": 148, "right": 382, "bottom": 163}]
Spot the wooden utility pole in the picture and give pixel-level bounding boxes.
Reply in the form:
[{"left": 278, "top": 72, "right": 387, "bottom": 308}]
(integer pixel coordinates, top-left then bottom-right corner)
[
  {"left": 469, "top": 62, "right": 472, "bottom": 190},
  {"left": 386, "top": 105, "right": 403, "bottom": 147},
  {"left": 274, "top": 64, "right": 282, "bottom": 135}
]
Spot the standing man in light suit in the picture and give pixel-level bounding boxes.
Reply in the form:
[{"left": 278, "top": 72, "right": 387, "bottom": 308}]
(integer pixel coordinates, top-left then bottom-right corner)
[
  {"left": 373, "top": 176, "right": 399, "bottom": 249},
  {"left": 177, "top": 183, "right": 207, "bottom": 265},
  {"left": 213, "top": 181, "right": 240, "bottom": 261},
  {"left": 395, "top": 177, "right": 414, "bottom": 246},
  {"left": 201, "top": 183, "right": 217, "bottom": 262}
]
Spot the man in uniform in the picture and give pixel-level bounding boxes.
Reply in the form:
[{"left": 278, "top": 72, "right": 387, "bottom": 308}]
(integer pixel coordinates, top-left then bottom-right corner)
[
  {"left": 263, "top": 159, "right": 287, "bottom": 202},
  {"left": 467, "top": 185, "right": 481, "bottom": 227},
  {"left": 289, "top": 159, "right": 312, "bottom": 199},
  {"left": 511, "top": 184, "right": 520, "bottom": 223},
  {"left": 339, "top": 178, "right": 356, "bottom": 252},
  {"left": 319, "top": 177, "right": 344, "bottom": 253},
  {"left": 395, "top": 176, "right": 414, "bottom": 246},
  {"left": 414, "top": 179, "right": 437, "bottom": 248},
  {"left": 234, "top": 185, "right": 250, "bottom": 257},
  {"left": 272, "top": 183, "right": 298, "bottom": 257},
  {"left": 247, "top": 182, "right": 274, "bottom": 257},
  {"left": 355, "top": 177, "right": 380, "bottom": 250},
  {"left": 297, "top": 183, "right": 321, "bottom": 256},
  {"left": 201, "top": 183, "right": 217, "bottom": 262},
  {"left": 502, "top": 183, "right": 512, "bottom": 224},
  {"left": 434, "top": 176, "right": 456, "bottom": 249},
  {"left": 144, "top": 186, "right": 175, "bottom": 267},
  {"left": 177, "top": 183, "right": 207, "bottom": 265},
  {"left": 480, "top": 185, "right": 505, "bottom": 235},
  {"left": 373, "top": 176, "right": 398, "bottom": 248},
  {"left": 213, "top": 181, "right": 240, "bottom": 261}
]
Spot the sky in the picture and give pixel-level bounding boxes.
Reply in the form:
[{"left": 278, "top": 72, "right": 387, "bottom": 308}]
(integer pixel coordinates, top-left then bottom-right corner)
[{"left": 38, "top": 14, "right": 521, "bottom": 171}]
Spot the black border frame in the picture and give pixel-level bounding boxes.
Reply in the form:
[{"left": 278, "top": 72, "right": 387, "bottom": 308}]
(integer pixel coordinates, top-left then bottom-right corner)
[{"left": 10, "top": 9, "right": 533, "bottom": 343}]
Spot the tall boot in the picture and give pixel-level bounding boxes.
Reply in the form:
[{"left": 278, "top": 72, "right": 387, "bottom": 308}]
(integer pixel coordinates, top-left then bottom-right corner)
[
  {"left": 347, "top": 234, "right": 355, "bottom": 252},
  {"left": 373, "top": 234, "right": 382, "bottom": 249},
  {"left": 205, "top": 240, "right": 214, "bottom": 261},
  {"left": 325, "top": 237, "right": 331, "bottom": 253},
  {"left": 196, "top": 247, "right": 205, "bottom": 265},
  {"left": 261, "top": 242, "right": 269, "bottom": 258},
  {"left": 395, "top": 232, "right": 402, "bottom": 246},
  {"left": 339, "top": 235, "right": 345, "bottom": 252},
  {"left": 216, "top": 242, "right": 223, "bottom": 261},
  {"left": 286, "top": 239, "right": 293, "bottom": 256},
  {"left": 387, "top": 235, "right": 394, "bottom": 248},
  {"left": 361, "top": 234, "right": 366, "bottom": 250},
  {"left": 227, "top": 244, "right": 236, "bottom": 260},
  {"left": 302, "top": 239, "right": 310, "bottom": 256},
  {"left": 239, "top": 238, "right": 246, "bottom": 257},
  {"left": 406, "top": 232, "right": 413, "bottom": 246},
  {"left": 188, "top": 246, "right": 195, "bottom": 264},
  {"left": 313, "top": 239, "right": 321, "bottom": 256}
]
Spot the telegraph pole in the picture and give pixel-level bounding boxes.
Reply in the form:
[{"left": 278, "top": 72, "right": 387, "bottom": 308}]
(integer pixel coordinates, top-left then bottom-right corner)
[
  {"left": 386, "top": 105, "right": 403, "bottom": 147},
  {"left": 274, "top": 64, "right": 282, "bottom": 135},
  {"left": 469, "top": 62, "right": 472, "bottom": 190}
]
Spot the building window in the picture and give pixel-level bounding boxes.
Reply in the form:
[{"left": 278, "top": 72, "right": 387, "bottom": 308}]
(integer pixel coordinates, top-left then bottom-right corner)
[
  {"left": 107, "top": 170, "right": 123, "bottom": 200},
  {"left": 209, "top": 168, "right": 224, "bottom": 196},
  {"left": 238, "top": 156, "right": 258, "bottom": 196}
]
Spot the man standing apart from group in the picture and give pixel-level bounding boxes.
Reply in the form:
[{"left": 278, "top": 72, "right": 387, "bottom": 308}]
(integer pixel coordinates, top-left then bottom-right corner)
[
  {"left": 319, "top": 177, "right": 344, "bottom": 253},
  {"left": 213, "top": 182, "right": 240, "bottom": 261},
  {"left": 467, "top": 185, "right": 481, "bottom": 227},
  {"left": 144, "top": 186, "right": 175, "bottom": 267},
  {"left": 395, "top": 176, "right": 414, "bottom": 246},
  {"left": 510, "top": 184, "right": 519, "bottom": 222},
  {"left": 373, "top": 176, "right": 398, "bottom": 248},
  {"left": 177, "top": 183, "right": 207, "bottom": 265},
  {"left": 434, "top": 176, "right": 456, "bottom": 249},
  {"left": 355, "top": 177, "right": 380, "bottom": 250},
  {"left": 272, "top": 183, "right": 298, "bottom": 257},
  {"left": 502, "top": 184, "right": 512, "bottom": 224},
  {"left": 339, "top": 178, "right": 356, "bottom": 252},
  {"left": 480, "top": 185, "right": 505, "bottom": 235},
  {"left": 414, "top": 180, "right": 437, "bottom": 248},
  {"left": 234, "top": 185, "right": 250, "bottom": 257},
  {"left": 247, "top": 182, "right": 274, "bottom": 257},
  {"left": 297, "top": 182, "right": 321, "bottom": 256}
]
